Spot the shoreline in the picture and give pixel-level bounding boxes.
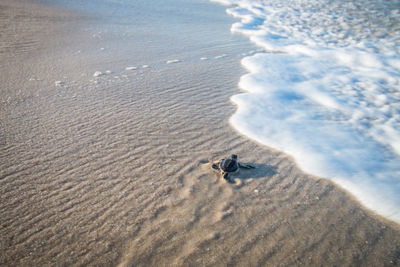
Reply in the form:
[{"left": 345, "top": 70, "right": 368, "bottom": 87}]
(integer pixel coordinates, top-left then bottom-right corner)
[
  {"left": 1, "top": 0, "right": 400, "bottom": 266},
  {"left": 215, "top": 0, "right": 400, "bottom": 225}
]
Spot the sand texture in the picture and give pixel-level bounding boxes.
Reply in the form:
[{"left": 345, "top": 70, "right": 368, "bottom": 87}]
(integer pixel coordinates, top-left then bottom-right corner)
[{"left": 1, "top": 0, "right": 400, "bottom": 266}]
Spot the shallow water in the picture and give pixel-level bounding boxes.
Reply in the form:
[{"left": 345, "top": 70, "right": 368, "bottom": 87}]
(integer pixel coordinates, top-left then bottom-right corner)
[{"left": 213, "top": 0, "right": 400, "bottom": 223}]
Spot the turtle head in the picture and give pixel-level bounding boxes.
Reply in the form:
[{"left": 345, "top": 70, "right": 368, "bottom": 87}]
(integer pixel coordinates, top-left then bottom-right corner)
[{"left": 231, "top": 154, "right": 238, "bottom": 160}]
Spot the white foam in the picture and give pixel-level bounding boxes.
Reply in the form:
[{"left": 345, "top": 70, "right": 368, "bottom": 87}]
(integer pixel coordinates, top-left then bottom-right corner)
[
  {"left": 214, "top": 54, "right": 228, "bottom": 59},
  {"left": 55, "top": 81, "right": 64, "bottom": 87},
  {"left": 166, "top": 59, "right": 181, "bottom": 64},
  {"left": 93, "top": 71, "right": 104, "bottom": 77},
  {"left": 214, "top": 0, "right": 400, "bottom": 223}
]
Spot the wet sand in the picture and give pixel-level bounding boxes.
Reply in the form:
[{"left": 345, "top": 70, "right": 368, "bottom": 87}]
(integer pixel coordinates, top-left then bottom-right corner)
[{"left": 1, "top": 0, "right": 400, "bottom": 266}]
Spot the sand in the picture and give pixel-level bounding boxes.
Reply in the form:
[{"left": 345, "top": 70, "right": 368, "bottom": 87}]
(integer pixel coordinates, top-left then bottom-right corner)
[{"left": 1, "top": 0, "right": 400, "bottom": 266}]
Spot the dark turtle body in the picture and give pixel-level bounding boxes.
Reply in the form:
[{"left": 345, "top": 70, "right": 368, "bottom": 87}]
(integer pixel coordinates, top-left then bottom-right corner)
[
  {"left": 220, "top": 155, "right": 239, "bottom": 175},
  {"left": 212, "top": 154, "right": 256, "bottom": 182},
  {"left": 212, "top": 154, "right": 254, "bottom": 182}
]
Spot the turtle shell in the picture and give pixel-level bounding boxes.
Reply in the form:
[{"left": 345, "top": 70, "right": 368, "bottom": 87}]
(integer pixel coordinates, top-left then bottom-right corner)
[{"left": 220, "top": 158, "right": 238, "bottom": 173}]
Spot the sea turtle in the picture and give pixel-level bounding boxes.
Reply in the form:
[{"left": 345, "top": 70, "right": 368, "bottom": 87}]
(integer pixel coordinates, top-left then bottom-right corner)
[{"left": 212, "top": 154, "right": 255, "bottom": 182}]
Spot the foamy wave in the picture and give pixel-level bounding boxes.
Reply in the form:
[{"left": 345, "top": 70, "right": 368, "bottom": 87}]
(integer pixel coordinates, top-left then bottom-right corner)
[{"left": 214, "top": 0, "right": 400, "bottom": 223}]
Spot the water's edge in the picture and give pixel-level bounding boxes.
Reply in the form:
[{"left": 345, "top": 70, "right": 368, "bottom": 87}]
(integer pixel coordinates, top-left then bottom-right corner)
[{"left": 212, "top": 0, "right": 400, "bottom": 224}]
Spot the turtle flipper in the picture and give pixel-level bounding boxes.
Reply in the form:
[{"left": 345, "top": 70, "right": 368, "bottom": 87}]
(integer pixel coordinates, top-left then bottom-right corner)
[
  {"left": 223, "top": 173, "right": 234, "bottom": 183},
  {"left": 211, "top": 163, "right": 219, "bottom": 170},
  {"left": 238, "top": 162, "right": 255, "bottom": 169}
]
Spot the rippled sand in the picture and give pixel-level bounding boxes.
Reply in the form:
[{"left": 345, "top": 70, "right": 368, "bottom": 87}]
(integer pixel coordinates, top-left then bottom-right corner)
[{"left": 1, "top": 0, "right": 400, "bottom": 266}]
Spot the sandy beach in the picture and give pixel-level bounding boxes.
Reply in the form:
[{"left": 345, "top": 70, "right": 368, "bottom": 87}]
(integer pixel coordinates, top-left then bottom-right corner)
[{"left": 1, "top": 0, "right": 400, "bottom": 266}]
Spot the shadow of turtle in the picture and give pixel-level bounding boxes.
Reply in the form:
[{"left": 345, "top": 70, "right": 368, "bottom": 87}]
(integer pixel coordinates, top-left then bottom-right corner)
[{"left": 232, "top": 163, "right": 278, "bottom": 180}]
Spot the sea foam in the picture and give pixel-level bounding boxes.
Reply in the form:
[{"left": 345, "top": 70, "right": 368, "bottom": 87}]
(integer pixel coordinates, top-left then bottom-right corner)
[{"left": 213, "top": 0, "right": 400, "bottom": 223}]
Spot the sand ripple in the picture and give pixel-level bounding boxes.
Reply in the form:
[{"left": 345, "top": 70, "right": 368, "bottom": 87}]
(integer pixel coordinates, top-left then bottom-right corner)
[{"left": 1, "top": 0, "right": 400, "bottom": 266}]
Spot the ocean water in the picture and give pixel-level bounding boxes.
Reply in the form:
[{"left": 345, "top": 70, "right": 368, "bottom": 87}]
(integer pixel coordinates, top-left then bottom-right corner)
[
  {"left": 212, "top": 0, "right": 400, "bottom": 223},
  {"left": 36, "top": 0, "right": 253, "bottom": 71}
]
